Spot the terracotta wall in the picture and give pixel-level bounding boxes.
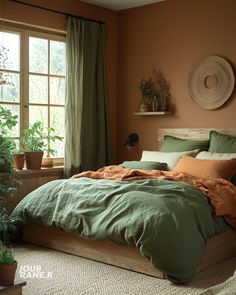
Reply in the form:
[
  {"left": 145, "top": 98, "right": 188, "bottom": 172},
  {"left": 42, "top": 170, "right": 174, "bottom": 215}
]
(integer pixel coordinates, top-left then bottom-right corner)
[
  {"left": 0, "top": 0, "right": 118, "bottom": 162},
  {"left": 2, "top": 0, "right": 236, "bottom": 164},
  {"left": 117, "top": 0, "right": 236, "bottom": 162}
]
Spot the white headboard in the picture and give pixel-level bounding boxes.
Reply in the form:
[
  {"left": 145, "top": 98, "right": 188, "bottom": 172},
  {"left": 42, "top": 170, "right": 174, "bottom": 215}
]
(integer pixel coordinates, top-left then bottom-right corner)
[{"left": 157, "top": 128, "right": 236, "bottom": 148}]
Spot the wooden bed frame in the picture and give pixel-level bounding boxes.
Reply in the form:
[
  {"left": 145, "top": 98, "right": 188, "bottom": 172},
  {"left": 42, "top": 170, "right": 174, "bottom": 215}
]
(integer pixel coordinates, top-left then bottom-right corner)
[
  {"left": 23, "top": 225, "right": 236, "bottom": 278},
  {"left": 22, "top": 128, "right": 236, "bottom": 279}
]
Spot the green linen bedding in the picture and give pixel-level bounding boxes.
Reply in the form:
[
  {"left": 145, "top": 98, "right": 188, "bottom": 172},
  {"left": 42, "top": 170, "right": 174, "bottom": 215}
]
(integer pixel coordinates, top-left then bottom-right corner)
[{"left": 11, "top": 177, "right": 228, "bottom": 283}]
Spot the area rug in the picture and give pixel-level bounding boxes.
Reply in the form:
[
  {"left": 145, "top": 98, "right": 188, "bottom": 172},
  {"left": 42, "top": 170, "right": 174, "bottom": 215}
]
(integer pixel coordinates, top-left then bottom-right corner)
[
  {"left": 14, "top": 243, "right": 236, "bottom": 295},
  {"left": 200, "top": 269, "right": 236, "bottom": 295}
]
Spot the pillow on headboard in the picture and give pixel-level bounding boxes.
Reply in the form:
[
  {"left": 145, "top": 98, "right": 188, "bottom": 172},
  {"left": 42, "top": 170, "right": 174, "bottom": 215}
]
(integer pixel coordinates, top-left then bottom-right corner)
[
  {"left": 174, "top": 156, "right": 236, "bottom": 180},
  {"left": 209, "top": 131, "right": 236, "bottom": 153},
  {"left": 160, "top": 135, "right": 209, "bottom": 152},
  {"left": 141, "top": 150, "right": 199, "bottom": 170},
  {"left": 196, "top": 151, "right": 236, "bottom": 161}
]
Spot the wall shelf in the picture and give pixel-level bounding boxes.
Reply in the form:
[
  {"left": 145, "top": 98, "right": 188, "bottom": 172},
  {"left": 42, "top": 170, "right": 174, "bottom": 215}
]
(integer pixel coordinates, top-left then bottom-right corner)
[{"left": 133, "top": 111, "right": 172, "bottom": 116}]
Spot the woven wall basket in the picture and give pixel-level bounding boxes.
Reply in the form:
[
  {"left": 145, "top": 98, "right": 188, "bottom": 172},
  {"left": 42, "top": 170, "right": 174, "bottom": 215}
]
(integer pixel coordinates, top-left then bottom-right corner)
[{"left": 188, "top": 56, "right": 235, "bottom": 110}]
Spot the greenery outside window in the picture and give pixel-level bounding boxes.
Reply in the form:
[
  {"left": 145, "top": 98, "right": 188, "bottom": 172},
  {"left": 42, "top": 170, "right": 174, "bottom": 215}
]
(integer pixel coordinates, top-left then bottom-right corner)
[{"left": 0, "top": 26, "right": 66, "bottom": 164}]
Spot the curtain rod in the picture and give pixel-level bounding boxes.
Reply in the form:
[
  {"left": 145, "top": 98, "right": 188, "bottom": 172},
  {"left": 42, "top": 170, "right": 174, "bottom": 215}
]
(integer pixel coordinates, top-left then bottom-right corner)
[{"left": 9, "top": 0, "right": 106, "bottom": 25}]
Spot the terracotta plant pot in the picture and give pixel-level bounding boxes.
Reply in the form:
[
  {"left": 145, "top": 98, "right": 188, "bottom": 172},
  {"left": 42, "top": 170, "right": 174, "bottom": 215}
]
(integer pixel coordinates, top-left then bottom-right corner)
[
  {"left": 25, "top": 151, "right": 43, "bottom": 170},
  {"left": 0, "top": 261, "right": 17, "bottom": 286},
  {"left": 13, "top": 153, "right": 25, "bottom": 170},
  {"left": 42, "top": 156, "right": 53, "bottom": 168}
]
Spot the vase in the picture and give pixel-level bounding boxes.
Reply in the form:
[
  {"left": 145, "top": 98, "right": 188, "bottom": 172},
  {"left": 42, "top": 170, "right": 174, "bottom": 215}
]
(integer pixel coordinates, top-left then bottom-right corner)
[
  {"left": 159, "top": 97, "right": 168, "bottom": 111},
  {"left": 151, "top": 96, "right": 158, "bottom": 112}
]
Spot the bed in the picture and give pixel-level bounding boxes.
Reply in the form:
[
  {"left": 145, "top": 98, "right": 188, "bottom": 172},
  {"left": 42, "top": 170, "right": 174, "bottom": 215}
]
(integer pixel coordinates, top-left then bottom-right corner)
[{"left": 11, "top": 128, "right": 236, "bottom": 284}]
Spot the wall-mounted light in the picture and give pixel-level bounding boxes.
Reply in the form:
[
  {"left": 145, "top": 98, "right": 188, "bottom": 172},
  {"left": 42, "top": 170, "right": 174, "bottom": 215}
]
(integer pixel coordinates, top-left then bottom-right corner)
[{"left": 124, "top": 133, "right": 139, "bottom": 149}]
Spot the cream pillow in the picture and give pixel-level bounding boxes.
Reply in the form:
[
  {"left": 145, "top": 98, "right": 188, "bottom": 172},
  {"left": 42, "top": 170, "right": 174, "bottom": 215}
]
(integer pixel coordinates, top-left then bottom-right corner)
[
  {"left": 197, "top": 151, "right": 236, "bottom": 160},
  {"left": 141, "top": 150, "right": 199, "bottom": 170}
]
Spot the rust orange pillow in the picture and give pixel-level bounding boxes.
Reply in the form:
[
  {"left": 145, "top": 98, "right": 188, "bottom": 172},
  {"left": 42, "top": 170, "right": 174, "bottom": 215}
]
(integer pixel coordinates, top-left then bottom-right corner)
[{"left": 173, "top": 156, "right": 236, "bottom": 179}]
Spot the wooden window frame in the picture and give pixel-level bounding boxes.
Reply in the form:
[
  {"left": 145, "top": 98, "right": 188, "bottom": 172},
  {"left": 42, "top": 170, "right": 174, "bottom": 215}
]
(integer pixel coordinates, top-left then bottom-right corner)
[{"left": 0, "top": 25, "right": 66, "bottom": 166}]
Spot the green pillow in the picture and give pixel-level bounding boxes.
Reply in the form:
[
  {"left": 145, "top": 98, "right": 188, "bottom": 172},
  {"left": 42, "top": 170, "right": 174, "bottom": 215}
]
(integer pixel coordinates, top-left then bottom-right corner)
[
  {"left": 119, "top": 161, "right": 167, "bottom": 171},
  {"left": 209, "top": 131, "right": 236, "bottom": 153},
  {"left": 160, "top": 135, "right": 209, "bottom": 152}
]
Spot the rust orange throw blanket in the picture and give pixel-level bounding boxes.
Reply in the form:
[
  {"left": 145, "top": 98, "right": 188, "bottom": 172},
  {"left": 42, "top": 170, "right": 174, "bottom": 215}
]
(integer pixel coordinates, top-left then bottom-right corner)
[{"left": 73, "top": 165, "right": 236, "bottom": 229}]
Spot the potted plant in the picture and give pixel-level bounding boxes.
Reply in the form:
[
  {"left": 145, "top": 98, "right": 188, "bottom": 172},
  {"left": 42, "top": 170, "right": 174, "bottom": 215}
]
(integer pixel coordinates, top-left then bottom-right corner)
[
  {"left": 21, "top": 121, "right": 45, "bottom": 170},
  {"left": 0, "top": 177, "right": 19, "bottom": 286},
  {"left": 0, "top": 180, "right": 19, "bottom": 286},
  {"left": 41, "top": 127, "right": 62, "bottom": 168},
  {"left": 138, "top": 68, "right": 171, "bottom": 112},
  {"left": 0, "top": 107, "right": 20, "bottom": 285},
  {"left": 21, "top": 121, "right": 62, "bottom": 170},
  {"left": 0, "top": 239, "right": 17, "bottom": 286}
]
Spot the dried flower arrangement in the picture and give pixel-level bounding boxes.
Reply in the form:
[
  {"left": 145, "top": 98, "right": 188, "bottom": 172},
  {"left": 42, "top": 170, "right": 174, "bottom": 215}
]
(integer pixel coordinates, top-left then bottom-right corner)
[{"left": 138, "top": 68, "right": 171, "bottom": 112}]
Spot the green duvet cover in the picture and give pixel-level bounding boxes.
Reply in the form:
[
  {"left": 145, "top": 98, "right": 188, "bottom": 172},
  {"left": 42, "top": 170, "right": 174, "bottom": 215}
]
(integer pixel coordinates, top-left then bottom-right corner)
[{"left": 11, "top": 177, "right": 228, "bottom": 283}]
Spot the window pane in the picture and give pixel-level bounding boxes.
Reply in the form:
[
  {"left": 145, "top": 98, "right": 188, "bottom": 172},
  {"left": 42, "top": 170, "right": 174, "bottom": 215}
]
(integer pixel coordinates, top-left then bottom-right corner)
[
  {"left": 50, "top": 138, "right": 64, "bottom": 157},
  {"left": 50, "top": 41, "right": 66, "bottom": 75},
  {"left": 29, "top": 75, "right": 48, "bottom": 104},
  {"left": 0, "top": 32, "right": 20, "bottom": 71},
  {"left": 0, "top": 73, "right": 20, "bottom": 102},
  {"left": 0, "top": 104, "right": 20, "bottom": 137},
  {"left": 50, "top": 106, "right": 64, "bottom": 137},
  {"left": 29, "top": 37, "right": 48, "bottom": 74},
  {"left": 42, "top": 139, "right": 49, "bottom": 156},
  {"left": 50, "top": 77, "right": 65, "bottom": 105},
  {"left": 29, "top": 105, "right": 48, "bottom": 128}
]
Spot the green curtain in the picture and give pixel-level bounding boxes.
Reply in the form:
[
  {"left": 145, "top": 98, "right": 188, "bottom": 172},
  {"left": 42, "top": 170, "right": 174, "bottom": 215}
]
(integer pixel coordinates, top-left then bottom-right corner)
[{"left": 64, "top": 17, "right": 111, "bottom": 177}]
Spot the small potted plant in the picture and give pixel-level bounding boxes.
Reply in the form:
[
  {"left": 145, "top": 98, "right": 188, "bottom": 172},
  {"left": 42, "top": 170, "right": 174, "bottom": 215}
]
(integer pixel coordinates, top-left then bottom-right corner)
[
  {"left": 0, "top": 241, "right": 17, "bottom": 285},
  {"left": 41, "top": 127, "right": 62, "bottom": 168},
  {"left": 21, "top": 121, "right": 62, "bottom": 170},
  {"left": 21, "top": 122, "right": 45, "bottom": 170},
  {"left": 0, "top": 179, "right": 19, "bottom": 286},
  {"left": 0, "top": 107, "right": 20, "bottom": 285},
  {"left": 0, "top": 182, "right": 19, "bottom": 286}
]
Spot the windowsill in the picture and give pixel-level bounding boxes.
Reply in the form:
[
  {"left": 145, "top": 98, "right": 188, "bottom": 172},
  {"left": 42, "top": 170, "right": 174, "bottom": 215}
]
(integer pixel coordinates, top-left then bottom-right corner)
[{"left": 17, "top": 166, "right": 64, "bottom": 179}]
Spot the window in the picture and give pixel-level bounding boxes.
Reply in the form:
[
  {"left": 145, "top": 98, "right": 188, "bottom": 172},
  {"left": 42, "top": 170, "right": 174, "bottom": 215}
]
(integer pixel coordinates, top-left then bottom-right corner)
[
  {"left": 0, "top": 27, "right": 66, "bottom": 160},
  {"left": 0, "top": 31, "right": 21, "bottom": 145}
]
